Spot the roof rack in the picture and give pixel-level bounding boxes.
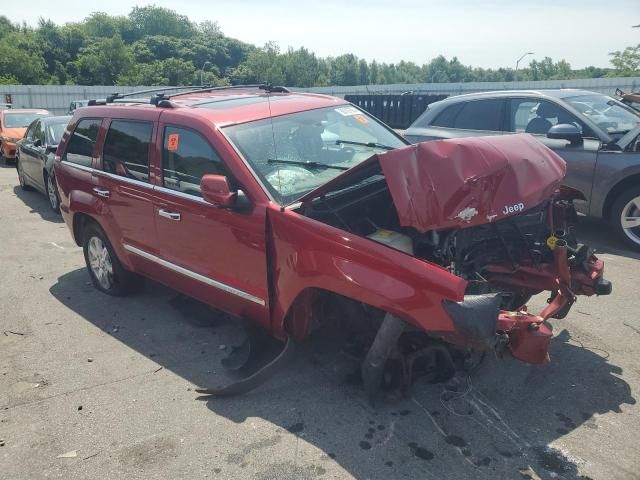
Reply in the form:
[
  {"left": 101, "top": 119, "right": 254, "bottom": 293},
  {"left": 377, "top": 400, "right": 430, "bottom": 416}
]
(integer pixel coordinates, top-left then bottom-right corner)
[
  {"left": 87, "top": 83, "right": 291, "bottom": 108},
  {"left": 163, "top": 83, "right": 290, "bottom": 100}
]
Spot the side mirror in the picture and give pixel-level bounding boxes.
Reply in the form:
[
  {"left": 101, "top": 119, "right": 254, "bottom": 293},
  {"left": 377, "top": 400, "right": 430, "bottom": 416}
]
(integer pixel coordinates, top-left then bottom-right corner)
[
  {"left": 201, "top": 174, "right": 237, "bottom": 207},
  {"left": 33, "top": 138, "right": 42, "bottom": 147},
  {"left": 547, "top": 124, "right": 583, "bottom": 144}
]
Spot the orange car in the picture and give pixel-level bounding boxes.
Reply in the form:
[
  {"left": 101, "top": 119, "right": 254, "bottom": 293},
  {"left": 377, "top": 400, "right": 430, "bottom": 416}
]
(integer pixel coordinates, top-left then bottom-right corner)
[{"left": 0, "top": 109, "right": 50, "bottom": 163}]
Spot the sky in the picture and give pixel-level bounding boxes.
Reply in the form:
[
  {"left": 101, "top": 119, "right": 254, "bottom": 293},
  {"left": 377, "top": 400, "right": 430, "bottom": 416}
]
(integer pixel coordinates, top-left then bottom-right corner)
[{"left": 3, "top": 0, "right": 639, "bottom": 69}]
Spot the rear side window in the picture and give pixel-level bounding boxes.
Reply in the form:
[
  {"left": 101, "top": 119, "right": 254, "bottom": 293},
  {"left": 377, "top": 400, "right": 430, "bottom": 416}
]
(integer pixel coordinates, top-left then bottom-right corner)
[
  {"left": 63, "top": 119, "right": 101, "bottom": 167},
  {"left": 453, "top": 99, "right": 504, "bottom": 131},
  {"left": 161, "top": 127, "right": 228, "bottom": 197},
  {"left": 25, "top": 122, "right": 37, "bottom": 141},
  {"left": 431, "top": 103, "right": 465, "bottom": 128},
  {"left": 102, "top": 120, "right": 153, "bottom": 183}
]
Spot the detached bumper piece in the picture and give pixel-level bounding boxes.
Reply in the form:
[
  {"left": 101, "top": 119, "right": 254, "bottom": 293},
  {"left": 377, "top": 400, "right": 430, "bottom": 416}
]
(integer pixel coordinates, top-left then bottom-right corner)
[{"left": 444, "top": 237, "right": 612, "bottom": 365}]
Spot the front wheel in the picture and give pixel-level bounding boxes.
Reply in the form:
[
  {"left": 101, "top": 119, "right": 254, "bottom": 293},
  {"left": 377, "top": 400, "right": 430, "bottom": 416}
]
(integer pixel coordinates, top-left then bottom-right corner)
[
  {"left": 611, "top": 185, "right": 640, "bottom": 251},
  {"left": 82, "top": 223, "right": 143, "bottom": 296}
]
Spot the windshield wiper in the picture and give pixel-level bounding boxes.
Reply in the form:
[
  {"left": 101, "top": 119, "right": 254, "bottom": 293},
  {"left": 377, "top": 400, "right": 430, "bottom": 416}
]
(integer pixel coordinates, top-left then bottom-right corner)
[
  {"left": 336, "top": 139, "right": 395, "bottom": 150},
  {"left": 267, "top": 159, "right": 348, "bottom": 171}
]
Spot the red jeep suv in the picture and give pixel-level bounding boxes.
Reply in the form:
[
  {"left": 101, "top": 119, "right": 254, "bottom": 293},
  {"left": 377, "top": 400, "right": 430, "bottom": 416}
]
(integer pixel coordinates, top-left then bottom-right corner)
[{"left": 54, "top": 85, "right": 610, "bottom": 398}]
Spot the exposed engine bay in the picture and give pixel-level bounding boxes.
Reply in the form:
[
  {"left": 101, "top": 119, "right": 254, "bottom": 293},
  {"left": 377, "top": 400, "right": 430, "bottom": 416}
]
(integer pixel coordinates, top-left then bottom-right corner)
[{"left": 301, "top": 178, "right": 608, "bottom": 309}]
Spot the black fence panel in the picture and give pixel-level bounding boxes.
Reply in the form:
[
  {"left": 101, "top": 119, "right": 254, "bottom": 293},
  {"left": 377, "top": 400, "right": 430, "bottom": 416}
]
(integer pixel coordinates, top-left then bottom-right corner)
[{"left": 345, "top": 94, "right": 448, "bottom": 129}]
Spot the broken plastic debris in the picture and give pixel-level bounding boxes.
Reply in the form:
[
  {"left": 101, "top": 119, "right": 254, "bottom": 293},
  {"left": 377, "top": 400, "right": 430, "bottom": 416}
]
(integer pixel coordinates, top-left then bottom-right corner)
[
  {"left": 455, "top": 207, "right": 478, "bottom": 222},
  {"left": 57, "top": 450, "right": 77, "bottom": 458}
]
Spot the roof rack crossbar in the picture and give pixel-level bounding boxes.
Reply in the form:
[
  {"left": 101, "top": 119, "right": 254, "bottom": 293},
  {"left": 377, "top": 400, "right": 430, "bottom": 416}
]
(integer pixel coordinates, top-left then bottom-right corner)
[
  {"left": 103, "top": 85, "right": 216, "bottom": 103},
  {"left": 166, "top": 84, "right": 267, "bottom": 99},
  {"left": 166, "top": 83, "right": 290, "bottom": 100}
]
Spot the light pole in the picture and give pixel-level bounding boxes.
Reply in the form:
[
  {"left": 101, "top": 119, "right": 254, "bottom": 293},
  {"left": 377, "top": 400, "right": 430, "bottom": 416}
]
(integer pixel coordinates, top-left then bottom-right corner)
[
  {"left": 431, "top": 70, "right": 444, "bottom": 83},
  {"left": 200, "top": 61, "right": 212, "bottom": 86},
  {"left": 515, "top": 52, "right": 535, "bottom": 72}
]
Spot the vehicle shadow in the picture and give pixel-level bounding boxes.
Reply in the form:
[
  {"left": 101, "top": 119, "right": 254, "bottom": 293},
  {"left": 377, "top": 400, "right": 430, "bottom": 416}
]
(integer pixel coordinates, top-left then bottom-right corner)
[
  {"left": 575, "top": 216, "right": 640, "bottom": 260},
  {"left": 12, "top": 185, "right": 63, "bottom": 223},
  {"left": 49, "top": 269, "right": 635, "bottom": 480}
]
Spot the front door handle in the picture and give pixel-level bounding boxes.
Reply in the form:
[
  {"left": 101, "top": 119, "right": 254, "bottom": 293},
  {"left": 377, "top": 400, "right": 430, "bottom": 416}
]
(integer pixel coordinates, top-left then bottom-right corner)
[
  {"left": 92, "top": 187, "right": 110, "bottom": 198},
  {"left": 158, "top": 209, "right": 181, "bottom": 221}
]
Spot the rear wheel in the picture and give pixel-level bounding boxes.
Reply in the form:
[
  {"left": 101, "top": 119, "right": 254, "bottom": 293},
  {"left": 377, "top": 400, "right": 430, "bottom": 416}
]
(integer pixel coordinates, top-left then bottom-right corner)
[
  {"left": 611, "top": 186, "right": 640, "bottom": 251},
  {"left": 45, "top": 172, "right": 60, "bottom": 213},
  {"left": 82, "top": 223, "right": 143, "bottom": 296}
]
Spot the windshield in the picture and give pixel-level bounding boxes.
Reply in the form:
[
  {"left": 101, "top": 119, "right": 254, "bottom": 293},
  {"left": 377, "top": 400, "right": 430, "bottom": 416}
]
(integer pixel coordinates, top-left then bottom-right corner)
[
  {"left": 47, "top": 120, "right": 69, "bottom": 144},
  {"left": 4, "top": 112, "right": 49, "bottom": 128},
  {"left": 224, "top": 105, "right": 405, "bottom": 204},
  {"left": 565, "top": 94, "right": 640, "bottom": 135}
]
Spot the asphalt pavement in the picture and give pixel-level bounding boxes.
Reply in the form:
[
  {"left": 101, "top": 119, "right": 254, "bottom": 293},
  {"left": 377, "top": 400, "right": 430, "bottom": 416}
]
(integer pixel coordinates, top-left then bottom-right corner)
[{"left": 1, "top": 162, "right": 639, "bottom": 480}]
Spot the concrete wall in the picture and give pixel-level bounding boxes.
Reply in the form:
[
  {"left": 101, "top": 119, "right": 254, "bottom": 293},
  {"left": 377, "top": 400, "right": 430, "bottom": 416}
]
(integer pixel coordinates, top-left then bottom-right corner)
[
  {"left": 295, "top": 77, "right": 640, "bottom": 98},
  {"left": 1, "top": 85, "right": 162, "bottom": 115},
  {"left": 2, "top": 77, "right": 639, "bottom": 114}
]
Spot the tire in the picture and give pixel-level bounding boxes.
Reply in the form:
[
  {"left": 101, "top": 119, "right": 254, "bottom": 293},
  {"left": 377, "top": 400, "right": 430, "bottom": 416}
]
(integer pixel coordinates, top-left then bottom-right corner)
[
  {"left": 16, "top": 159, "right": 32, "bottom": 191},
  {"left": 44, "top": 172, "right": 61, "bottom": 213},
  {"left": 82, "top": 222, "right": 143, "bottom": 296},
  {"left": 610, "top": 185, "right": 640, "bottom": 251}
]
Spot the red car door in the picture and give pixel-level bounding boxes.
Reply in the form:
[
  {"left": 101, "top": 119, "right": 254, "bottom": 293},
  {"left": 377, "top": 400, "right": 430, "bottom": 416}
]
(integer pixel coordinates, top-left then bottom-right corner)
[
  {"left": 141, "top": 116, "right": 270, "bottom": 326},
  {"left": 91, "top": 112, "right": 161, "bottom": 261}
]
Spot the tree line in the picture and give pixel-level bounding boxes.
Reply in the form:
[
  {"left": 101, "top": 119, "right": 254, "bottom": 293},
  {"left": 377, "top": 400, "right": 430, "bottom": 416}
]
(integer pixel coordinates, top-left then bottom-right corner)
[{"left": 0, "top": 5, "right": 638, "bottom": 87}]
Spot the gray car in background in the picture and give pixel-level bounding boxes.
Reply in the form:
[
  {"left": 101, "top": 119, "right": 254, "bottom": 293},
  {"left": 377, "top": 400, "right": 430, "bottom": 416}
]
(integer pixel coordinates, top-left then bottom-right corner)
[{"left": 404, "top": 89, "right": 640, "bottom": 250}]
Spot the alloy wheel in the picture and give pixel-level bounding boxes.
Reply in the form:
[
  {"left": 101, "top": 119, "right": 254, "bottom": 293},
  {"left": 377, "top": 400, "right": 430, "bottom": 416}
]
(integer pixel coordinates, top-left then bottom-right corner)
[
  {"left": 620, "top": 195, "right": 640, "bottom": 247},
  {"left": 47, "top": 174, "right": 58, "bottom": 210},
  {"left": 87, "top": 236, "right": 114, "bottom": 290}
]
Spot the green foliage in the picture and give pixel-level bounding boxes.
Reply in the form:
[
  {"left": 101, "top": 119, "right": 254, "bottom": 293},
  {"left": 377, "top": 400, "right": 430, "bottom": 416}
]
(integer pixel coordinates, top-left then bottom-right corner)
[
  {"left": 129, "top": 5, "right": 193, "bottom": 39},
  {"left": 0, "top": 31, "right": 48, "bottom": 84},
  {"left": 609, "top": 44, "right": 640, "bottom": 76},
  {"left": 0, "top": 10, "right": 636, "bottom": 87}
]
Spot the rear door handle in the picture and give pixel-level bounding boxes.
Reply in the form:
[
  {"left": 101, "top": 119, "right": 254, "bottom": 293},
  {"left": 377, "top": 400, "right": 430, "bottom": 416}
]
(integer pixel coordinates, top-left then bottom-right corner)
[
  {"left": 92, "top": 187, "right": 110, "bottom": 198},
  {"left": 158, "top": 209, "right": 181, "bottom": 221}
]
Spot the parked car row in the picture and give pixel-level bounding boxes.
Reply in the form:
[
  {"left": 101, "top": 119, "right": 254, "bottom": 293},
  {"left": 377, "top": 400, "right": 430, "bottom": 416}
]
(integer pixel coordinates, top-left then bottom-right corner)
[
  {"left": 7, "top": 84, "right": 605, "bottom": 399},
  {"left": 405, "top": 89, "right": 640, "bottom": 250}
]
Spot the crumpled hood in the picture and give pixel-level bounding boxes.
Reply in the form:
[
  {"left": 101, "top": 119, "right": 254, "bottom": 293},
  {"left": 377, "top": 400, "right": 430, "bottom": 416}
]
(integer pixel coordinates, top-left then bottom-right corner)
[{"left": 379, "top": 134, "right": 567, "bottom": 232}]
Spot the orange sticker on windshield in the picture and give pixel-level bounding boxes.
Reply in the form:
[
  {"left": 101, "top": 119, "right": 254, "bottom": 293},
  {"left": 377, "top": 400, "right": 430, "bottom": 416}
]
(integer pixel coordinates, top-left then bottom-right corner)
[
  {"left": 167, "top": 133, "right": 180, "bottom": 151},
  {"left": 354, "top": 114, "right": 369, "bottom": 125}
]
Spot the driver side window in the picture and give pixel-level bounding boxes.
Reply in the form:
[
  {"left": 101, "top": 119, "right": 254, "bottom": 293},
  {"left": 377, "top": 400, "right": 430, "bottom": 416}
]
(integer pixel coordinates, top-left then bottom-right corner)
[
  {"left": 161, "top": 126, "right": 230, "bottom": 198},
  {"left": 509, "top": 99, "right": 592, "bottom": 137}
]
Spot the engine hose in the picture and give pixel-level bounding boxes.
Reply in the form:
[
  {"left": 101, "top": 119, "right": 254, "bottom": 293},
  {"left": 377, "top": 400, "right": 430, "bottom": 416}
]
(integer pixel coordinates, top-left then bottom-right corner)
[{"left": 361, "top": 313, "right": 406, "bottom": 404}]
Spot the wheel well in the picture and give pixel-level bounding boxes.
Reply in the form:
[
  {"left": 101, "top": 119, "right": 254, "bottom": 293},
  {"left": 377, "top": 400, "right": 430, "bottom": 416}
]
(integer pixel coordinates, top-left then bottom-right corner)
[
  {"left": 282, "top": 287, "right": 388, "bottom": 341},
  {"left": 72, "top": 213, "right": 96, "bottom": 246},
  {"left": 603, "top": 174, "right": 640, "bottom": 220}
]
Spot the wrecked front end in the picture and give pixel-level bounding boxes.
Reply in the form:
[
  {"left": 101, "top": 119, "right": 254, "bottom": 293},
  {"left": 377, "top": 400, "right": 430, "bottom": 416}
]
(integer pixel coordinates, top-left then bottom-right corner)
[{"left": 293, "top": 134, "right": 610, "bottom": 394}]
